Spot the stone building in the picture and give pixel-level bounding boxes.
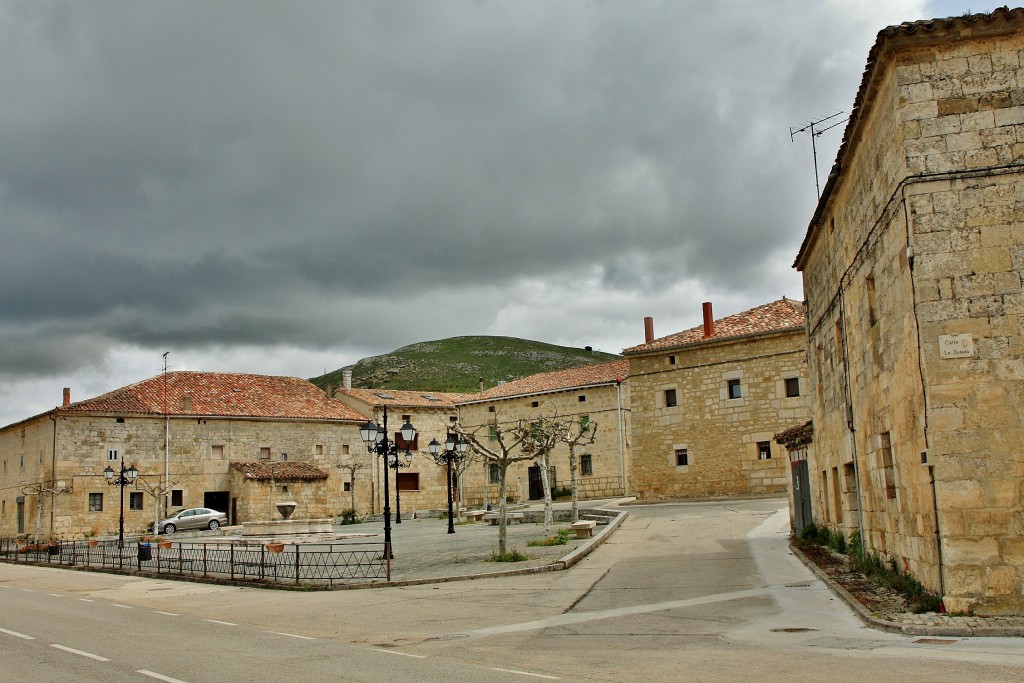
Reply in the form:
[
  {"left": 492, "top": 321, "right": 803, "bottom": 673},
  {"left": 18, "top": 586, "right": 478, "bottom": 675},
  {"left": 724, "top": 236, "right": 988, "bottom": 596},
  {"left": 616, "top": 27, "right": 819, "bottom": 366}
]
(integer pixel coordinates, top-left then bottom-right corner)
[
  {"left": 623, "top": 299, "right": 809, "bottom": 501},
  {"left": 794, "top": 8, "right": 1024, "bottom": 614},
  {"left": 333, "top": 387, "right": 473, "bottom": 516},
  {"left": 0, "top": 372, "right": 366, "bottom": 540},
  {"left": 455, "top": 360, "right": 631, "bottom": 507}
]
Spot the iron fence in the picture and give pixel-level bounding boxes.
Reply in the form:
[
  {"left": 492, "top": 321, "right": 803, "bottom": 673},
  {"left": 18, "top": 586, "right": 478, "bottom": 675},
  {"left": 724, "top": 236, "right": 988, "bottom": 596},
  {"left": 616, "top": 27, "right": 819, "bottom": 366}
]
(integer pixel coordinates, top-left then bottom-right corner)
[{"left": 0, "top": 537, "right": 389, "bottom": 586}]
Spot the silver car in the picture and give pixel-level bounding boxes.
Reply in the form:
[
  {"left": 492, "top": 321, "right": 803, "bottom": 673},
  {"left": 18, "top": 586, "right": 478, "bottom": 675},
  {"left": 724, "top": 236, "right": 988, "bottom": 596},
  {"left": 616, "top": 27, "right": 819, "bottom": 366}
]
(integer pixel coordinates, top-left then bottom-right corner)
[{"left": 152, "top": 507, "right": 227, "bottom": 534}]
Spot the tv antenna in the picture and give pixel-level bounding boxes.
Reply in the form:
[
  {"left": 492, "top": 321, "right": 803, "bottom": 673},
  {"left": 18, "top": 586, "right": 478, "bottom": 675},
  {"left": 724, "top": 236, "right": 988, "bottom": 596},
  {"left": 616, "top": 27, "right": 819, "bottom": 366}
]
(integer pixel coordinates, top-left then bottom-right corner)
[{"left": 790, "top": 111, "right": 847, "bottom": 200}]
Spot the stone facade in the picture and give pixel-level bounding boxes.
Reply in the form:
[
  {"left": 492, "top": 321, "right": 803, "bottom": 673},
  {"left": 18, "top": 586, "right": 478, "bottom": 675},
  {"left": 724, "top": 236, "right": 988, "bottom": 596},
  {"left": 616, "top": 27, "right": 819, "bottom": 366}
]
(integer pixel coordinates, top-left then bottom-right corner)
[
  {"left": 794, "top": 9, "right": 1024, "bottom": 615},
  {"left": 455, "top": 361, "right": 631, "bottom": 507},
  {"left": 624, "top": 300, "right": 810, "bottom": 501},
  {"left": 0, "top": 373, "right": 367, "bottom": 540}
]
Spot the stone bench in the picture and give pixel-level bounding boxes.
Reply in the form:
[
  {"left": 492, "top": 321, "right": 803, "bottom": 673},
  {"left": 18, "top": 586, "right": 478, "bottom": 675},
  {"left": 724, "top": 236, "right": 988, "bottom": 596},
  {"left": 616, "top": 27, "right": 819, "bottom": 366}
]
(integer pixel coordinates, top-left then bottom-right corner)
[
  {"left": 484, "top": 512, "right": 524, "bottom": 525},
  {"left": 464, "top": 510, "right": 487, "bottom": 522},
  {"left": 571, "top": 520, "right": 598, "bottom": 538}
]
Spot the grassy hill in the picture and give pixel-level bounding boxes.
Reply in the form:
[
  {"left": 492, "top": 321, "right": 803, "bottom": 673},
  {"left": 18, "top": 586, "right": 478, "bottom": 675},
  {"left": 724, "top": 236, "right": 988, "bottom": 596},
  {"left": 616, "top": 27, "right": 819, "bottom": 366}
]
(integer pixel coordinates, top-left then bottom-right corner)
[{"left": 310, "top": 336, "right": 620, "bottom": 394}]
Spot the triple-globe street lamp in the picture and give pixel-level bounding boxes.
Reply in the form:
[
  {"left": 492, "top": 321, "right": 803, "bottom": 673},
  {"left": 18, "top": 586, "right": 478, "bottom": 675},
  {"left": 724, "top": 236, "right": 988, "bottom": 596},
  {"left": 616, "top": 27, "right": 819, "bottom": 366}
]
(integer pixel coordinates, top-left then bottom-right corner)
[
  {"left": 428, "top": 434, "right": 469, "bottom": 534},
  {"left": 359, "top": 407, "right": 416, "bottom": 560},
  {"left": 103, "top": 462, "right": 139, "bottom": 552}
]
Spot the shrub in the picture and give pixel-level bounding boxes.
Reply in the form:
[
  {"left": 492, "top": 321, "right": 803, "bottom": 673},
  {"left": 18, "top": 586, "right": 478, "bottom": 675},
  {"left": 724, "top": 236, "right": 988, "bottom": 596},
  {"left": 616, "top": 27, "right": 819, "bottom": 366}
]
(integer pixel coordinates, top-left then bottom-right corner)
[
  {"left": 338, "top": 509, "right": 361, "bottom": 525},
  {"left": 489, "top": 548, "right": 529, "bottom": 562},
  {"left": 528, "top": 528, "right": 571, "bottom": 547},
  {"left": 827, "top": 529, "right": 847, "bottom": 554}
]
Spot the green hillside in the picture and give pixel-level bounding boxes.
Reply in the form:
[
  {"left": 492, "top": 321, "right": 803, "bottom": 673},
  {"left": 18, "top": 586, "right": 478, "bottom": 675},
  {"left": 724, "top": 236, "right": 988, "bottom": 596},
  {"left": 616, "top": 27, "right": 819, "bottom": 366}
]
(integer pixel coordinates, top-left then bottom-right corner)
[{"left": 310, "top": 336, "right": 620, "bottom": 393}]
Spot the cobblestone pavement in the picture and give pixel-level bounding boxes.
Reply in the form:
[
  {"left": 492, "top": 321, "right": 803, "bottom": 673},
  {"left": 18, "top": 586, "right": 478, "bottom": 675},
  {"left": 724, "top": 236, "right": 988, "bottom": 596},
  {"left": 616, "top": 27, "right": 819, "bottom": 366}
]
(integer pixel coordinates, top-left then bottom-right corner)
[{"left": 791, "top": 542, "right": 1024, "bottom": 637}]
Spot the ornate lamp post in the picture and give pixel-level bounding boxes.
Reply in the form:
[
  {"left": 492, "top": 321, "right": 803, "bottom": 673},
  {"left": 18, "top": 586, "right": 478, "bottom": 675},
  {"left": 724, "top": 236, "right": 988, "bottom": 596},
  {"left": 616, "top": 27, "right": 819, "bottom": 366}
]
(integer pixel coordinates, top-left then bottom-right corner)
[
  {"left": 359, "top": 407, "right": 416, "bottom": 560},
  {"left": 428, "top": 433, "right": 469, "bottom": 534},
  {"left": 103, "top": 462, "right": 139, "bottom": 551}
]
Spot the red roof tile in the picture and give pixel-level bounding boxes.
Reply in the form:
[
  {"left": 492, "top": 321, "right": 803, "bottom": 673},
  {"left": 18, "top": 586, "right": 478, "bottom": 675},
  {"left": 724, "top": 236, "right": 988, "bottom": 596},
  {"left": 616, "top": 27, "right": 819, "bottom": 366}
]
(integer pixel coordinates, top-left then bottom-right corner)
[
  {"left": 60, "top": 372, "right": 365, "bottom": 421},
  {"left": 459, "top": 360, "right": 629, "bottom": 403},
  {"left": 231, "top": 461, "right": 329, "bottom": 481},
  {"left": 337, "top": 388, "right": 475, "bottom": 409},
  {"left": 623, "top": 298, "right": 805, "bottom": 354}
]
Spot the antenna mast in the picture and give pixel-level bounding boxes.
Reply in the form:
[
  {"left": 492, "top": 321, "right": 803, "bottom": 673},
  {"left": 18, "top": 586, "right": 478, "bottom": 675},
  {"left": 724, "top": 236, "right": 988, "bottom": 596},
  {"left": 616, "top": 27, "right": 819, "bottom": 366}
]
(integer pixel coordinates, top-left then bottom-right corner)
[{"left": 790, "top": 111, "right": 846, "bottom": 200}]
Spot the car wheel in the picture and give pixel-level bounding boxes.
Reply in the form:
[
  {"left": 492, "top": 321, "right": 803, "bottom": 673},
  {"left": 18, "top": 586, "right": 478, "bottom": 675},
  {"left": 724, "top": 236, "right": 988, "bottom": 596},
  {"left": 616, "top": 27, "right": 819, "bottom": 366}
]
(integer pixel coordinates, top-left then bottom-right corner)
[
  {"left": 163, "top": 523, "right": 176, "bottom": 535},
  {"left": 208, "top": 520, "right": 220, "bottom": 530}
]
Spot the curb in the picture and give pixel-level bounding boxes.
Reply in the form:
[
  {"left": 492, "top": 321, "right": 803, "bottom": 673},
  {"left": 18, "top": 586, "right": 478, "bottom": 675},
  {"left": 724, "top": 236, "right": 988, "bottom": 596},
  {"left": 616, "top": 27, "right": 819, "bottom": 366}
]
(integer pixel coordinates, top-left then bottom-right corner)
[{"left": 789, "top": 542, "right": 1024, "bottom": 638}]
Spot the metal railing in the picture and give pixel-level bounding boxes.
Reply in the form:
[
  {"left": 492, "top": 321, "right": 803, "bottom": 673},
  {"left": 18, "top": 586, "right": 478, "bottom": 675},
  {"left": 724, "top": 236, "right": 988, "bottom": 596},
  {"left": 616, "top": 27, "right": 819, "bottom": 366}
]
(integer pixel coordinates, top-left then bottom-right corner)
[{"left": 0, "top": 537, "right": 389, "bottom": 586}]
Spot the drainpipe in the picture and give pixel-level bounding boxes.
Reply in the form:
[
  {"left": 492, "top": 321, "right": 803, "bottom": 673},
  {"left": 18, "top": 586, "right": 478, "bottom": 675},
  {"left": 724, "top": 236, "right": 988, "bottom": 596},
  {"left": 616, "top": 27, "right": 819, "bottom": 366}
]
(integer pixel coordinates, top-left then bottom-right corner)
[
  {"left": 616, "top": 380, "right": 626, "bottom": 495},
  {"left": 838, "top": 295, "right": 866, "bottom": 550},
  {"left": 49, "top": 413, "right": 58, "bottom": 539}
]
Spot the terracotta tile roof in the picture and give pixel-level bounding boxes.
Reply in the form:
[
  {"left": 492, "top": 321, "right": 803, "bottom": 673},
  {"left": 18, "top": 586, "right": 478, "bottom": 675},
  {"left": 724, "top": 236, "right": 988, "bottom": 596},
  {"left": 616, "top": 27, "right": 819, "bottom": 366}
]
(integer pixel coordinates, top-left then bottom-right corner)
[
  {"left": 623, "top": 298, "right": 805, "bottom": 355},
  {"left": 60, "top": 371, "right": 365, "bottom": 421},
  {"left": 775, "top": 420, "right": 814, "bottom": 449},
  {"left": 337, "top": 388, "right": 475, "bottom": 409},
  {"left": 795, "top": 7, "right": 1024, "bottom": 269},
  {"left": 458, "top": 360, "right": 629, "bottom": 403},
  {"left": 230, "top": 461, "right": 329, "bottom": 481}
]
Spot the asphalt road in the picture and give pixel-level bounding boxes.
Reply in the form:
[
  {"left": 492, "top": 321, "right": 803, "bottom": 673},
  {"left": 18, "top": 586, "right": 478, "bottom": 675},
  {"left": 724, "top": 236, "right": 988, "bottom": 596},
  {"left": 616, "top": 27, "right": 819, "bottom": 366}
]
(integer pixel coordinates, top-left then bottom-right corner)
[{"left": 2, "top": 499, "right": 1022, "bottom": 683}]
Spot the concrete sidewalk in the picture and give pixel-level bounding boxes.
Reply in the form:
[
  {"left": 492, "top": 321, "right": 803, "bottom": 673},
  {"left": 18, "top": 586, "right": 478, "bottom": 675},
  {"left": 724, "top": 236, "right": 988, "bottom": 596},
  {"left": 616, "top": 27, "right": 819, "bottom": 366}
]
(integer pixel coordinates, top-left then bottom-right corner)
[{"left": 363, "top": 499, "right": 627, "bottom": 585}]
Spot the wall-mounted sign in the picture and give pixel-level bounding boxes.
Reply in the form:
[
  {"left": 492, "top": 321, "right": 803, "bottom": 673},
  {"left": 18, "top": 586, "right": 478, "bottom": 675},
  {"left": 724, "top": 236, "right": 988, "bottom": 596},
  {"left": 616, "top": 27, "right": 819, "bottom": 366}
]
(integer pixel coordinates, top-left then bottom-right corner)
[{"left": 939, "top": 333, "right": 975, "bottom": 359}]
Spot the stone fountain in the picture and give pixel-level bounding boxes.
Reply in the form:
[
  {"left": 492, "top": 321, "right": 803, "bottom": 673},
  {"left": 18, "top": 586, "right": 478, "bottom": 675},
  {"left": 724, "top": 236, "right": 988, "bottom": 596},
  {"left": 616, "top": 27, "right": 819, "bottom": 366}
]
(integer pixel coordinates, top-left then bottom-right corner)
[{"left": 240, "top": 501, "right": 332, "bottom": 536}]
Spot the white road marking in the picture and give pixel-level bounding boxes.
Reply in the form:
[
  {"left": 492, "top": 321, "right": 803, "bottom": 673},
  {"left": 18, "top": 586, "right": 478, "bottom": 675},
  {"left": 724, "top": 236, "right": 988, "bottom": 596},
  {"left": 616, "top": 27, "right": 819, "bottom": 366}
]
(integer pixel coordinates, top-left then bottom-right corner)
[
  {"left": 154, "top": 611, "right": 178, "bottom": 616},
  {"left": 20, "top": 589, "right": 34, "bottom": 592},
  {"left": 0, "top": 627, "right": 36, "bottom": 640},
  {"left": 204, "top": 619, "right": 237, "bottom": 626},
  {"left": 113, "top": 604, "right": 132, "bottom": 609},
  {"left": 138, "top": 670, "right": 191, "bottom": 683},
  {"left": 492, "top": 669, "right": 560, "bottom": 680},
  {"left": 372, "top": 648, "right": 427, "bottom": 658},
  {"left": 460, "top": 587, "right": 768, "bottom": 639},
  {"left": 268, "top": 631, "right": 314, "bottom": 640},
  {"left": 50, "top": 644, "right": 110, "bottom": 661},
  {"left": 78, "top": 598, "right": 94, "bottom": 602},
  {"left": 48, "top": 593, "right": 62, "bottom": 597}
]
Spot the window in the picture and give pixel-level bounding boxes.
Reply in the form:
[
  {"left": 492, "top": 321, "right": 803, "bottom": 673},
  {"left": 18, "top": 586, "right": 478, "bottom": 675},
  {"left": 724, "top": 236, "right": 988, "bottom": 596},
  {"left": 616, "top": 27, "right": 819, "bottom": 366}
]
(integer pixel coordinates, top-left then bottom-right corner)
[
  {"left": 315, "top": 445, "right": 323, "bottom": 456},
  {"left": 171, "top": 489, "right": 183, "bottom": 507},
  {"left": 278, "top": 452, "right": 288, "bottom": 461},
  {"left": 88, "top": 493, "right": 103, "bottom": 512},
  {"left": 757, "top": 441, "right": 772, "bottom": 460},
  {"left": 489, "top": 425, "right": 498, "bottom": 441},
  {"left": 108, "top": 448, "right": 119, "bottom": 461},
  {"left": 115, "top": 417, "right": 125, "bottom": 423},
  {"left": 260, "top": 447, "right": 271, "bottom": 460},
  {"left": 880, "top": 432, "right": 896, "bottom": 500},
  {"left": 488, "top": 464, "right": 500, "bottom": 484},
  {"left": 675, "top": 448, "right": 688, "bottom": 467},
  {"left": 211, "top": 445, "right": 224, "bottom": 460},
  {"left": 580, "top": 415, "right": 591, "bottom": 432},
  {"left": 578, "top": 394, "right": 586, "bottom": 403},
  {"left": 664, "top": 389, "right": 677, "bottom": 408},
  {"left": 581, "top": 454, "right": 593, "bottom": 476},
  {"left": 785, "top": 377, "right": 800, "bottom": 398},
  {"left": 401, "top": 414, "right": 411, "bottom": 423},
  {"left": 449, "top": 416, "right": 458, "bottom": 423},
  {"left": 488, "top": 406, "right": 496, "bottom": 412},
  {"left": 727, "top": 379, "right": 742, "bottom": 400},
  {"left": 668, "top": 355, "right": 676, "bottom": 365},
  {"left": 396, "top": 472, "right": 419, "bottom": 491},
  {"left": 129, "top": 492, "right": 144, "bottom": 511},
  {"left": 866, "top": 275, "right": 878, "bottom": 327},
  {"left": 342, "top": 444, "right": 350, "bottom": 455},
  {"left": 343, "top": 482, "right": 351, "bottom": 492},
  {"left": 20, "top": 455, "right": 24, "bottom": 469},
  {"left": 531, "top": 401, "right": 539, "bottom": 408}
]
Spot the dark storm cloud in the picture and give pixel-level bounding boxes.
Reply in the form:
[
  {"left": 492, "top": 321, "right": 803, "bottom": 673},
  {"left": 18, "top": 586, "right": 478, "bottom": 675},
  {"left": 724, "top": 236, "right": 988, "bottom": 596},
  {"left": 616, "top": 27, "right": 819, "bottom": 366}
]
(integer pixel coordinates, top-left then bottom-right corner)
[{"left": 0, "top": 0, "right": 934, "bottom": 396}]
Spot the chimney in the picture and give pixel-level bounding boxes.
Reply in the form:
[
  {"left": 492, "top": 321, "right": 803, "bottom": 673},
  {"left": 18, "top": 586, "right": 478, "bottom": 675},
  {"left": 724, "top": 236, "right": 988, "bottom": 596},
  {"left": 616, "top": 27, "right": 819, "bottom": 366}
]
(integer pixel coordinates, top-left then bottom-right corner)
[
  {"left": 702, "top": 302, "right": 715, "bottom": 338},
  {"left": 63, "top": 387, "right": 71, "bottom": 406},
  {"left": 342, "top": 370, "right": 352, "bottom": 390},
  {"left": 644, "top": 316, "right": 654, "bottom": 343}
]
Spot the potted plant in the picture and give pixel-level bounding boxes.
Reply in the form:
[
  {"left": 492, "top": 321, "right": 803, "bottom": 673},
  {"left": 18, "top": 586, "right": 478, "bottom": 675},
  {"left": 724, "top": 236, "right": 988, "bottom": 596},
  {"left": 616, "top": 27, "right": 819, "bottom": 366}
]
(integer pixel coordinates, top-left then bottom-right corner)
[{"left": 265, "top": 542, "right": 285, "bottom": 553}]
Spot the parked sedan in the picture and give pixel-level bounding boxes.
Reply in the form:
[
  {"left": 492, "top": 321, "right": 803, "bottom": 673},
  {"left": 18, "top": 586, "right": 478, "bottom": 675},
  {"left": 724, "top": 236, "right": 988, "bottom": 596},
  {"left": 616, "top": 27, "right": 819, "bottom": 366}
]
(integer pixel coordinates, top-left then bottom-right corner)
[{"left": 150, "top": 508, "right": 227, "bottom": 534}]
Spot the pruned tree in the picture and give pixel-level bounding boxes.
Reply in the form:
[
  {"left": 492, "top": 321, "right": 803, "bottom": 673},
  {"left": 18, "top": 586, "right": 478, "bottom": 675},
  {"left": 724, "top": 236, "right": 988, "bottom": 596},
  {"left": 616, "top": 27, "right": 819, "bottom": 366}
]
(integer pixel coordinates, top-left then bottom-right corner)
[
  {"left": 515, "top": 416, "right": 561, "bottom": 533},
  {"left": 556, "top": 418, "right": 598, "bottom": 522},
  {"left": 135, "top": 475, "right": 181, "bottom": 535},
  {"left": 337, "top": 459, "right": 365, "bottom": 512},
  {"left": 451, "top": 415, "right": 535, "bottom": 555},
  {"left": 20, "top": 473, "right": 72, "bottom": 544}
]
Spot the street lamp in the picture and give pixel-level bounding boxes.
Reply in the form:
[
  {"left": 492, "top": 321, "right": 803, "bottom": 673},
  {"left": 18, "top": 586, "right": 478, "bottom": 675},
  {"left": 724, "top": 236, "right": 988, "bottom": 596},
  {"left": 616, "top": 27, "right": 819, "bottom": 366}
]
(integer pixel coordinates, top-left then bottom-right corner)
[
  {"left": 359, "top": 406, "right": 416, "bottom": 560},
  {"left": 103, "top": 462, "right": 139, "bottom": 551},
  {"left": 428, "top": 433, "right": 469, "bottom": 534}
]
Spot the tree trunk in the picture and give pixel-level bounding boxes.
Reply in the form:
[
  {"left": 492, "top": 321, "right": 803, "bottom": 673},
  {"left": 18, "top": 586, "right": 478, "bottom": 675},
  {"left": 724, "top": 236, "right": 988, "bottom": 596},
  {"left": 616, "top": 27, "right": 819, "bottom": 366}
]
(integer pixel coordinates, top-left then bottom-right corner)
[
  {"left": 497, "top": 463, "right": 509, "bottom": 555},
  {"left": 569, "top": 443, "right": 580, "bottom": 523},
  {"left": 539, "top": 453, "right": 553, "bottom": 533}
]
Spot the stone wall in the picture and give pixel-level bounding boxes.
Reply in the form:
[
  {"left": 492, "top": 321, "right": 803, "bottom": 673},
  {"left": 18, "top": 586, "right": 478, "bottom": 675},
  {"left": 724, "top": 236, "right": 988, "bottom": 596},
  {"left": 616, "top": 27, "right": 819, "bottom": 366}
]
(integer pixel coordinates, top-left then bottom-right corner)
[
  {"left": 627, "top": 331, "right": 809, "bottom": 501},
  {"left": 799, "top": 21, "right": 1024, "bottom": 614}
]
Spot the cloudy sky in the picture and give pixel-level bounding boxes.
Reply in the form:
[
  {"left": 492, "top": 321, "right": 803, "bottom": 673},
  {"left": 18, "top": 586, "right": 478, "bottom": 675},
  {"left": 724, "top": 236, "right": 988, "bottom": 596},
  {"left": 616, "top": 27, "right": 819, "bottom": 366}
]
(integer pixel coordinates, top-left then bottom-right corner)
[{"left": 0, "top": 0, "right": 997, "bottom": 424}]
